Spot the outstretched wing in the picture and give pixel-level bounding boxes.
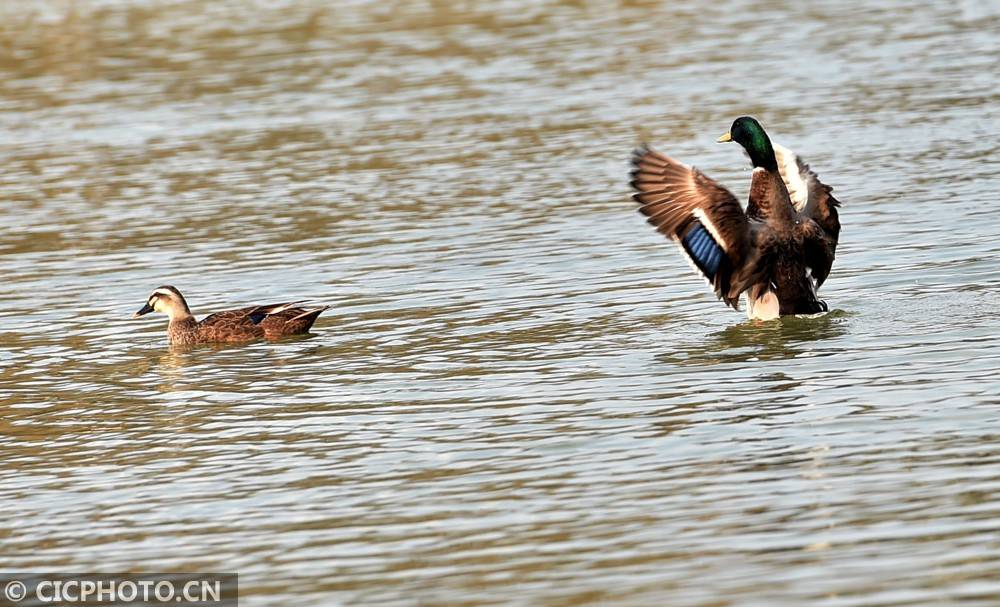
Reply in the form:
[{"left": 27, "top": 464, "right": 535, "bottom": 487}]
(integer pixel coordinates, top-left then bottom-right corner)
[
  {"left": 773, "top": 143, "right": 841, "bottom": 243},
  {"left": 630, "top": 145, "right": 753, "bottom": 309}
]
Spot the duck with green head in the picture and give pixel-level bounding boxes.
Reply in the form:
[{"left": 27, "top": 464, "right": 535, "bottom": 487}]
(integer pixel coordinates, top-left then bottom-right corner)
[{"left": 630, "top": 116, "right": 841, "bottom": 320}]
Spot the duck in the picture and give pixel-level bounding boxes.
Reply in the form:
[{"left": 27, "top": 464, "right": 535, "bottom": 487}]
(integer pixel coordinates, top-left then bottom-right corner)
[
  {"left": 629, "top": 116, "right": 841, "bottom": 320},
  {"left": 133, "top": 285, "right": 328, "bottom": 345}
]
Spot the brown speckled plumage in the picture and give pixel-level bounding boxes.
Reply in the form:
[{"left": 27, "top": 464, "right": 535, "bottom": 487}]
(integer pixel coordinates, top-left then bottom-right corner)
[{"left": 133, "top": 285, "right": 327, "bottom": 345}]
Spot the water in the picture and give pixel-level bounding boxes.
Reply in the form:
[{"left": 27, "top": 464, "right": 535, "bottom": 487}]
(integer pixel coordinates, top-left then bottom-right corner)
[{"left": 1, "top": 0, "right": 999, "bottom": 604}]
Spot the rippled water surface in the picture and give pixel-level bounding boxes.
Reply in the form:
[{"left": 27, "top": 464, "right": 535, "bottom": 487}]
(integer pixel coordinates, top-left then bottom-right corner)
[{"left": 2, "top": 0, "right": 999, "bottom": 604}]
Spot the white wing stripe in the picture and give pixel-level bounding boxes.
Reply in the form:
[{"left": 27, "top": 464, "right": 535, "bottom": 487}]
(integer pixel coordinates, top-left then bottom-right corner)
[{"left": 692, "top": 208, "right": 729, "bottom": 253}]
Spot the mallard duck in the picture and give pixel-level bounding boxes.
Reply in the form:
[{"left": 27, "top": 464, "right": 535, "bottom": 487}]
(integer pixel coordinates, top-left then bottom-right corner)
[
  {"left": 133, "top": 285, "right": 328, "bottom": 345},
  {"left": 630, "top": 116, "right": 841, "bottom": 320}
]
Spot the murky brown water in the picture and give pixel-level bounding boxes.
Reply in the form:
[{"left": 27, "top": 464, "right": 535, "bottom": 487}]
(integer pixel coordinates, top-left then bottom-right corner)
[{"left": 1, "top": 0, "right": 999, "bottom": 605}]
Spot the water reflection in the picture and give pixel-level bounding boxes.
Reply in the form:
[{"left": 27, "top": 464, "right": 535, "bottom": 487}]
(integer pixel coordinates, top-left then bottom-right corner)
[
  {"left": 659, "top": 310, "right": 850, "bottom": 366},
  {"left": 2, "top": 0, "right": 1000, "bottom": 605}
]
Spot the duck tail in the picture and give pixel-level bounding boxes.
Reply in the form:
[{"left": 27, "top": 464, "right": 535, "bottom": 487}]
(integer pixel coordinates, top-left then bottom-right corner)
[{"left": 289, "top": 306, "right": 328, "bottom": 329}]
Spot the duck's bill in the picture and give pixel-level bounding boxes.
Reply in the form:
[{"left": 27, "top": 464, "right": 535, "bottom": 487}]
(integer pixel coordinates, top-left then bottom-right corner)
[
  {"left": 716, "top": 132, "right": 732, "bottom": 143},
  {"left": 133, "top": 303, "right": 154, "bottom": 318}
]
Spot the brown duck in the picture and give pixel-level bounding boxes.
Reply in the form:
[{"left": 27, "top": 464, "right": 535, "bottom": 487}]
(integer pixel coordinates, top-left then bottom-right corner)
[
  {"left": 133, "top": 285, "right": 328, "bottom": 345},
  {"left": 630, "top": 116, "right": 841, "bottom": 320}
]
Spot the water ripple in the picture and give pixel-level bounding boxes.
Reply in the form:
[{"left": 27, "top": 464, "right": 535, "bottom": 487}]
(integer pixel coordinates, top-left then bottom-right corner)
[{"left": 2, "top": 0, "right": 1000, "bottom": 605}]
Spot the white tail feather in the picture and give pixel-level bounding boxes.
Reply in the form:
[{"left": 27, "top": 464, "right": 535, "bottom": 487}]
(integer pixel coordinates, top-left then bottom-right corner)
[
  {"left": 267, "top": 301, "right": 308, "bottom": 315},
  {"left": 747, "top": 290, "right": 780, "bottom": 320}
]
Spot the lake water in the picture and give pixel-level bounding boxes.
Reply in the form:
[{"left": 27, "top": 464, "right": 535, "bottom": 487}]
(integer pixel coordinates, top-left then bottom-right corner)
[{"left": 1, "top": 0, "right": 999, "bottom": 605}]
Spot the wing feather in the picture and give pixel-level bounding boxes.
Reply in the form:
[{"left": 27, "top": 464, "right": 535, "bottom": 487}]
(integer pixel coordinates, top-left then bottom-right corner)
[
  {"left": 773, "top": 143, "right": 841, "bottom": 243},
  {"left": 630, "top": 144, "right": 752, "bottom": 309}
]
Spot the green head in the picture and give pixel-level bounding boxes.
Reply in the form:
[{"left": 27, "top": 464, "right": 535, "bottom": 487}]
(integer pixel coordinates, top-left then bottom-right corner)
[{"left": 717, "top": 116, "right": 777, "bottom": 172}]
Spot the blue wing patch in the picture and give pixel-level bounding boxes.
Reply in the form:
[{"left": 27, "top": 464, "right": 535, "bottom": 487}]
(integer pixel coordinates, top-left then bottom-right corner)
[{"left": 681, "top": 222, "right": 723, "bottom": 280}]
